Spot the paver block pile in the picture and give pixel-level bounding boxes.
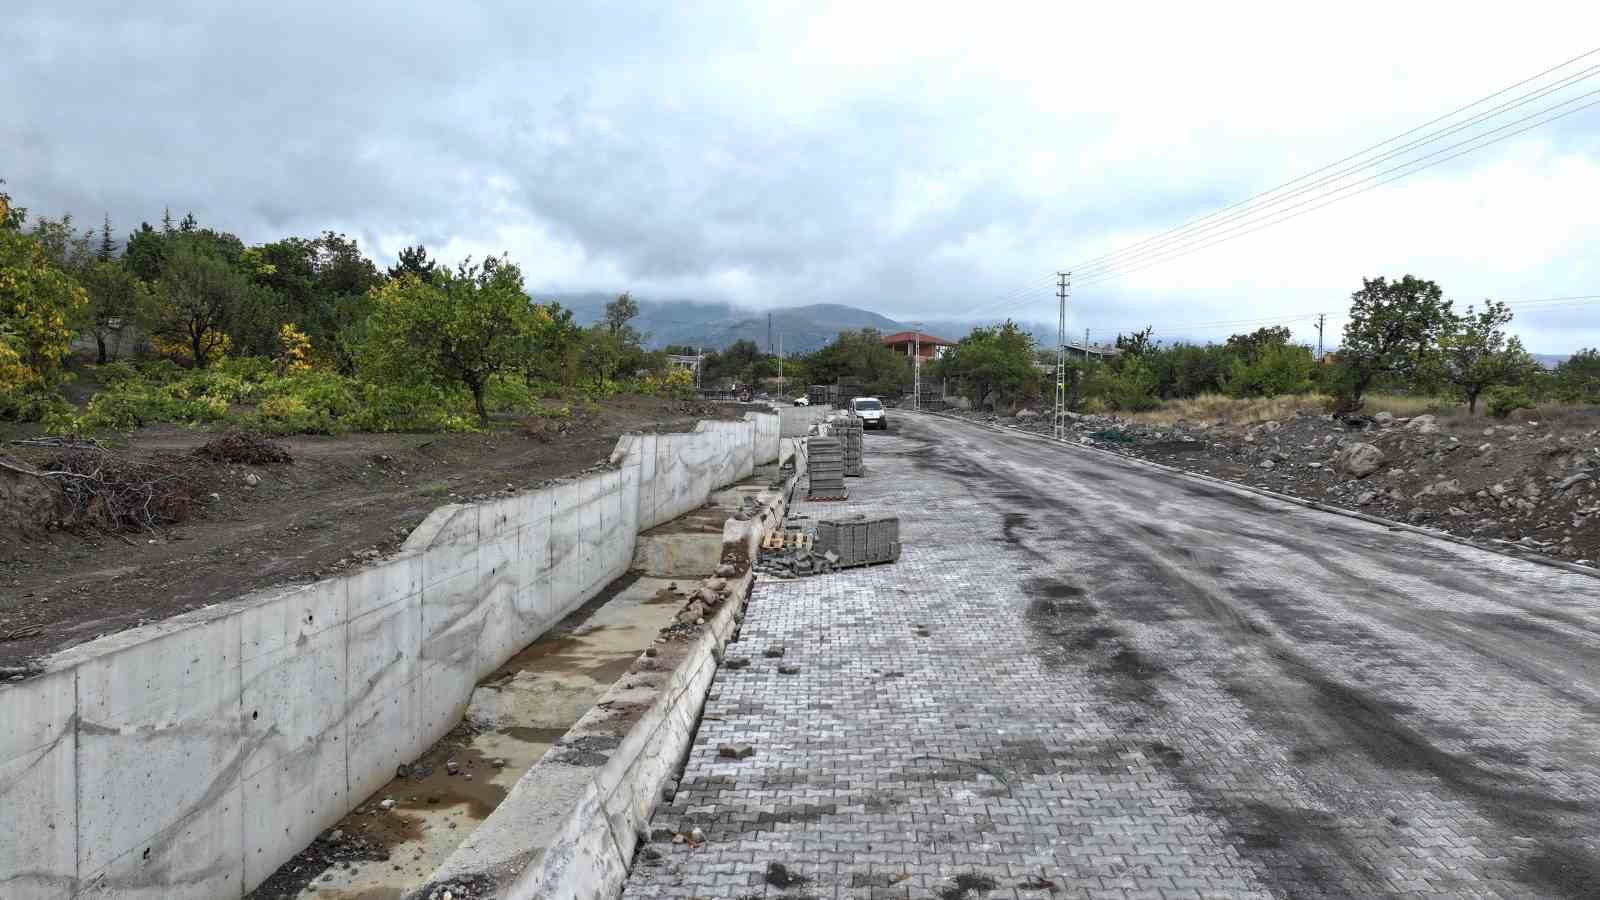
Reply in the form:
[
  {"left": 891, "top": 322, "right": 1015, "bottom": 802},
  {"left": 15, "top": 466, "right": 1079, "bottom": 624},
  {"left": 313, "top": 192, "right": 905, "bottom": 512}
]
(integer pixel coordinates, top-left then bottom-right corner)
[
  {"left": 831, "top": 414, "right": 864, "bottom": 476},
  {"left": 806, "top": 436, "right": 848, "bottom": 500},
  {"left": 814, "top": 513, "right": 900, "bottom": 568}
]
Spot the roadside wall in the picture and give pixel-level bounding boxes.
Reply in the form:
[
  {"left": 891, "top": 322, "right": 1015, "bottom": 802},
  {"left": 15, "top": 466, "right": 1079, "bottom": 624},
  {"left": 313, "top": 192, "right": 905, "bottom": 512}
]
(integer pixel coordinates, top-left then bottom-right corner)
[
  {"left": 779, "top": 404, "right": 832, "bottom": 437},
  {"left": 0, "top": 412, "right": 779, "bottom": 900}
]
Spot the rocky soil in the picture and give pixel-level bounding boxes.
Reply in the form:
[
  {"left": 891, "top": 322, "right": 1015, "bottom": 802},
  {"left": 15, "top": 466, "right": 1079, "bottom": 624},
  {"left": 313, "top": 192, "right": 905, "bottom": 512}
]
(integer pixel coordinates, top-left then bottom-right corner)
[{"left": 955, "top": 406, "right": 1600, "bottom": 567}]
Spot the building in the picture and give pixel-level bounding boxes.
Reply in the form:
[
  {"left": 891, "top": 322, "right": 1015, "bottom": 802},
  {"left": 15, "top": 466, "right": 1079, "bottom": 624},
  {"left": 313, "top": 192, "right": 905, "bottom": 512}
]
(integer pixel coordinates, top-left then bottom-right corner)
[
  {"left": 1062, "top": 340, "right": 1118, "bottom": 362},
  {"left": 881, "top": 330, "right": 955, "bottom": 360}
]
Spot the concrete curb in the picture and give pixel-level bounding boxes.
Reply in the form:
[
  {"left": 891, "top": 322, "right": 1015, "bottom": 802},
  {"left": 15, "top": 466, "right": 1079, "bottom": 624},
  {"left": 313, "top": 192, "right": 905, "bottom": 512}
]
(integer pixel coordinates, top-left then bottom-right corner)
[
  {"left": 919, "top": 411, "right": 1600, "bottom": 581},
  {"left": 411, "top": 469, "right": 797, "bottom": 900}
]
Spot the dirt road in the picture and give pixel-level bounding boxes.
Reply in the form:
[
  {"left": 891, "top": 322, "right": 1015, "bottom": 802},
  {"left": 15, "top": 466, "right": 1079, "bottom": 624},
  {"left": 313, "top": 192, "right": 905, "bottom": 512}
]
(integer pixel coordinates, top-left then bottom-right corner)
[{"left": 627, "top": 412, "right": 1600, "bottom": 898}]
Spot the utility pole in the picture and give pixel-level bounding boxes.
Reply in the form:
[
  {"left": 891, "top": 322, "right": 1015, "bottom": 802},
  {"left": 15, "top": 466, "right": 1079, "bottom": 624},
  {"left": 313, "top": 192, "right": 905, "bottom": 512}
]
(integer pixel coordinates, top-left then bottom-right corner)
[
  {"left": 1055, "top": 273, "right": 1070, "bottom": 441},
  {"left": 911, "top": 322, "right": 923, "bottom": 411},
  {"left": 778, "top": 334, "right": 784, "bottom": 399},
  {"left": 695, "top": 345, "right": 702, "bottom": 389},
  {"left": 1084, "top": 328, "right": 1091, "bottom": 364},
  {"left": 1316, "top": 313, "right": 1326, "bottom": 362},
  {"left": 767, "top": 313, "right": 773, "bottom": 355}
]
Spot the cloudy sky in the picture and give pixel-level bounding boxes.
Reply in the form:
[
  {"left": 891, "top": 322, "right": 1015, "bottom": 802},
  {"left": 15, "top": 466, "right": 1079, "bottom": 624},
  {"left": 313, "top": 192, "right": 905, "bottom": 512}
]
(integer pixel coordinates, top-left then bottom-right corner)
[{"left": 5, "top": 1, "right": 1600, "bottom": 352}]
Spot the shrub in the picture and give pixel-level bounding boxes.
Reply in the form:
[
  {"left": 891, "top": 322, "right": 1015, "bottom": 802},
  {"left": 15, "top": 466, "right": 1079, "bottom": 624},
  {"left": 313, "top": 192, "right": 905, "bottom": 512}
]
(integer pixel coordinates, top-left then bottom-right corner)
[{"left": 1485, "top": 385, "right": 1533, "bottom": 419}]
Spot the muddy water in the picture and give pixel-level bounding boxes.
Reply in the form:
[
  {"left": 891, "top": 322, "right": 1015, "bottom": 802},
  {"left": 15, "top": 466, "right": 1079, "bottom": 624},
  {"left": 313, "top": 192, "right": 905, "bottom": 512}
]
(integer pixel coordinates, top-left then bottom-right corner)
[{"left": 263, "top": 575, "right": 685, "bottom": 900}]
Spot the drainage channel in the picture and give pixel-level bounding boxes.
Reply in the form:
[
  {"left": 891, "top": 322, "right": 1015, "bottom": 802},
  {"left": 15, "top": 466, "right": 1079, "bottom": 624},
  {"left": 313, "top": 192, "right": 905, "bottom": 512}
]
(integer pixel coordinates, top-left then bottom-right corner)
[{"left": 247, "top": 496, "right": 744, "bottom": 900}]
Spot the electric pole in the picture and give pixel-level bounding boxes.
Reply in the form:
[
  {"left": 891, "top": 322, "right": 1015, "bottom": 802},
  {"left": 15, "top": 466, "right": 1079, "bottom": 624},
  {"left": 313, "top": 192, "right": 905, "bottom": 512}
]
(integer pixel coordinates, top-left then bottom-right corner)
[
  {"left": 1084, "top": 328, "right": 1091, "bottom": 364},
  {"left": 778, "top": 334, "right": 784, "bottom": 399},
  {"left": 911, "top": 322, "right": 923, "bottom": 411},
  {"left": 1316, "top": 313, "right": 1326, "bottom": 362},
  {"left": 767, "top": 313, "right": 773, "bottom": 355},
  {"left": 1055, "top": 273, "right": 1069, "bottom": 441}
]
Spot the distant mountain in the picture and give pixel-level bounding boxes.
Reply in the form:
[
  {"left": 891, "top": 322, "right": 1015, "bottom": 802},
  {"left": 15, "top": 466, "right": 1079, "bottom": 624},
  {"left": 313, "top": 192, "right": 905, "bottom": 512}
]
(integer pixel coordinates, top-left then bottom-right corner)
[{"left": 541, "top": 295, "right": 909, "bottom": 353}]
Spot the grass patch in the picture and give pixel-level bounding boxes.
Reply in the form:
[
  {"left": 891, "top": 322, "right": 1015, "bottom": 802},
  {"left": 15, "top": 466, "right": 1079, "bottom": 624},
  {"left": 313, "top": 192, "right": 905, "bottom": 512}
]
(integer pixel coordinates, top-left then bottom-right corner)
[{"left": 1127, "top": 393, "right": 1327, "bottom": 426}]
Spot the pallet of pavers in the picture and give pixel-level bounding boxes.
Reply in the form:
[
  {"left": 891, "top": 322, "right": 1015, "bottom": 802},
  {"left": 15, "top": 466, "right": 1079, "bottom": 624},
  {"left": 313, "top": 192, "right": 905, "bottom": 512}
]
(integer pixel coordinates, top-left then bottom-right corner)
[
  {"left": 814, "top": 513, "right": 901, "bottom": 568},
  {"left": 807, "top": 436, "right": 849, "bottom": 500},
  {"left": 831, "top": 415, "right": 865, "bottom": 477}
]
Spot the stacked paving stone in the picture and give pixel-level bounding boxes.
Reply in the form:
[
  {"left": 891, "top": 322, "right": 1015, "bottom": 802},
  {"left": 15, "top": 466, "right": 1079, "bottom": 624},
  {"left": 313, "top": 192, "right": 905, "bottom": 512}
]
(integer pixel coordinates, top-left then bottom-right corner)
[
  {"left": 806, "top": 436, "right": 848, "bottom": 500},
  {"left": 831, "top": 415, "right": 864, "bottom": 476},
  {"left": 815, "top": 513, "right": 901, "bottom": 567}
]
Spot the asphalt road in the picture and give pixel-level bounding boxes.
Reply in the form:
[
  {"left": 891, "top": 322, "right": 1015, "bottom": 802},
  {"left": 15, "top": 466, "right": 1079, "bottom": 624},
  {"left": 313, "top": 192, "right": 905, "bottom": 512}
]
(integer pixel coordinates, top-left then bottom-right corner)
[{"left": 627, "top": 412, "right": 1600, "bottom": 899}]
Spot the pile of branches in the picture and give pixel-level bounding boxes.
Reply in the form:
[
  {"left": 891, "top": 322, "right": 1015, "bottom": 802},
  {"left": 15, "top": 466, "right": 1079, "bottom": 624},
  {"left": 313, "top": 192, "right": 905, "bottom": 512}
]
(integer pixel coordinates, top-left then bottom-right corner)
[
  {"left": 40, "top": 447, "right": 216, "bottom": 532},
  {"left": 197, "top": 428, "right": 293, "bottom": 464}
]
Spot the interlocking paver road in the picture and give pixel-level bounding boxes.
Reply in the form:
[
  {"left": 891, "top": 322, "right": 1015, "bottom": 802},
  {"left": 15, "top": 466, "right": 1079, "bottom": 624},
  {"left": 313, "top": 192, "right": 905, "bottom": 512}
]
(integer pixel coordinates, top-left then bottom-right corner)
[{"left": 623, "top": 413, "right": 1600, "bottom": 899}]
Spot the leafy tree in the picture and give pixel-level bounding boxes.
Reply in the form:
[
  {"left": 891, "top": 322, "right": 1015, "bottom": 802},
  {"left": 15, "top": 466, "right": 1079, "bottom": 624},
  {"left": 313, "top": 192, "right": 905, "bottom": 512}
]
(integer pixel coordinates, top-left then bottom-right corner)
[
  {"left": 1439, "top": 300, "right": 1538, "bottom": 413},
  {"left": 0, "top": 227, "right": 87, "bottom": 397},
  {"left": 123, "top": 223, "right": 167, "bottom": 280},
  {"left": 1553, "top": 349, "right": 1600, "bottom": 404},
  {"left": 1114, "top": 326, "right": 1155, "bottom": 357},
  {"left": 706, "top": 339, "right": 762, "bottom": 384},
  {"left": 29, "top": 214, "right": 92, "bottom": 272},
  {"left": 80, "top": 260, "right": 139, "bottom": 363},
  {"left": 803, "top": 328, "right": 910, "bottom": 396},
  {"left": 1224, "top": 325, "right": 1292, "bottom": 362},
  {"left": 603, "top": 292, "right": 641, "bottom": 337},
  {"left": 0, "top": 179, "right": 25, "bottom": 230},
  {"left": 254, "top": 232, "right": 382, "bottom": 368},
  {"left": 1146, "top": 342, "right": 1233, "bottom": 399},
  {"left": 360, "top": 256, "right": 534, "bottom": 423},
  {"left": 522, "top": 301, "right": 585, "bottom": 386},
  {"left": 1224, "top": 342, "right": 1316, "bottom": 398},
  {"left": 387, "top": 244, "right": 437, "bottom": 283},
  {"left": 141, "top": 238, "right": 256, "bottom": 368},
  {"left": 1331, "top": 275, "right": 1454, "bottom": 409},
  {"left": 935, "top": 320, "right": 1037, "bottom": 410}
]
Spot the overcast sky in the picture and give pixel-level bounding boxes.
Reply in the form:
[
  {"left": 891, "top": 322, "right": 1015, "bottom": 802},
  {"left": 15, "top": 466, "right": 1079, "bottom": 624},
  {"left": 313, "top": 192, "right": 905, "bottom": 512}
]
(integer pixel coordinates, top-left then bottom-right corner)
[{"left": 5, "top": 2, "right": 1599, "bottom": 352}]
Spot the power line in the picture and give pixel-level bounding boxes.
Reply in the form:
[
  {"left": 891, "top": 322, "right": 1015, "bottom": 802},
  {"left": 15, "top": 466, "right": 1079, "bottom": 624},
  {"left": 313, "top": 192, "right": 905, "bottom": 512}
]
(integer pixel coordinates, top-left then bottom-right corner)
[
  {"left": 1073, "top": 64, "right": 1600, "bottom": 279},
  {"left": 1068, "top": 46, "right": 1600, "bottom": 276},
  {"left": 1072, "top": 91, "right": 1600, "bottom": 289}
]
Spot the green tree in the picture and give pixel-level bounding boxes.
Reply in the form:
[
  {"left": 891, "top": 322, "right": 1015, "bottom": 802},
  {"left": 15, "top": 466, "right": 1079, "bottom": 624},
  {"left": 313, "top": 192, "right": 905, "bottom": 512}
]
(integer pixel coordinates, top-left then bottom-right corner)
[
  {"left": 603, "top": 291, "right": 641, "bottom": 337},
  {"left": 0, "top": 227, "right": 88, "bottom": 399},
  {"left": 0, "top": 179, "right": 25, "bottom": 231},
  {"left": 1439, "top": 300, "right": 1537, "bottom": 413},
  {"left": 360, "top": 256, "right": 534, "bottom": 423},
  {"left": 1114, "top": 326, "right": 1155, "bottom": 357},
  {"left": 1224, "top": 325, "right": 1292, "bottom": 362},
  {"left": 707, "top": 339, "right": 762, "bottom": 384},
  {"left": 386, "top": 244, "right": 437, "bottom": 283},
  {"left": 1553, "top": 349, "right": 1600, "bottom": 404},
  {"left": 80, "top": 260, "right": 139, "bottom": 363},
  {"left": 522, "top": 301, "right": 585, "bottom": 386},
  {"left": 1331, "top": 275, "right": 1455, "bottom": 409},
  {"left": 804, "top": 328, "right": 910, "bottom": 396},
  {"left": 935, "top": 320, "right": 1037, "bottom": 410},
  {"left": 254, "top": 232, "right": 382, "bottom": 368},
  {"left": 142, "top": 237, "right": 256, "bottom": 367},
  {"left": 97, "top": 214, "right": 117, "bottom": 262},
  {"left": 1224, "top": 342, "right": 1316, "bottom": 398}
]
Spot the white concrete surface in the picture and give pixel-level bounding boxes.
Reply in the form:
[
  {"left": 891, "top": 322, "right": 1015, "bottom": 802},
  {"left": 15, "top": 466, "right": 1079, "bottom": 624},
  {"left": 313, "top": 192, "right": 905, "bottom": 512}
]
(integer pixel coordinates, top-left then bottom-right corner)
[{"left": 0, "top": 412, "right": 780, "bottom": 900}]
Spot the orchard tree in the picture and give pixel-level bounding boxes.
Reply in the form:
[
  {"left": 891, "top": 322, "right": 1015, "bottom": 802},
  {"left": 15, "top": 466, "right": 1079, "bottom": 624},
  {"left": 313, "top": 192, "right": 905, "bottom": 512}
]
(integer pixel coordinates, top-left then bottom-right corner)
[
  {"left": 0, "top": 227, "right": 87, "bottom": 394},
  {"left": 1224, "top": 325, "right": 1292, "bottom": 362},
  {"left": 936, "top": 320, "right": 1037, "bottom": 410},
  {"left": 80, "top": 259, "right": 139, "bottom": 363},
  {"left": 361, "top": 256, "right": 534, "bottom": 423},
  {"left": 142, "top": 239, "right": 254, "bottom": 367},
  {"left": 1439, "top": 300, "right": 1538, "bottom": 413},
  {"left": 1331, "top": 275, "right": 1455, "bottom": 409},
  {"left": 1553, "top": 349, "right": 1600, "bottom": 404}
]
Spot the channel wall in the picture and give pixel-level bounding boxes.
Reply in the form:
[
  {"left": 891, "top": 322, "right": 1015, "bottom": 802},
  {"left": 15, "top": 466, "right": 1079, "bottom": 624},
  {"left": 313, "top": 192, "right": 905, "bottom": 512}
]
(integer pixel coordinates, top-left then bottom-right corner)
[{"left": 0, "top": 410, "right": 781, "bottom": 900}]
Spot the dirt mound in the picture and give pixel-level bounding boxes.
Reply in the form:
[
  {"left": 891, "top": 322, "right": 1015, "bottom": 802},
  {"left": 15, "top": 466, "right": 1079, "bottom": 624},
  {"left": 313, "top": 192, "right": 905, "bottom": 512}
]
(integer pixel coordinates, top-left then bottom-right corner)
[
  {"left": 960, "top": 406, "right": 1600, "bottom": 565},
  {"left": 197, "top": 428, "right": 293, "bottom": 464},
  {"left": 0, "top": 455, "right": 66, "bottom": 536}
]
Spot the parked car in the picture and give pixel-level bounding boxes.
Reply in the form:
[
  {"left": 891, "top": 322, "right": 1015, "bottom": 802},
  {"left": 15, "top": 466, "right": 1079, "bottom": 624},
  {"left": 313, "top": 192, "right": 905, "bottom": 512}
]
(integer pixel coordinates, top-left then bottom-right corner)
[
  {"left": 793, "top": 396, "right": 810, "bottom": 406},
  {"left": 851, "top": 396, "right": 888, "bottom": 429}
]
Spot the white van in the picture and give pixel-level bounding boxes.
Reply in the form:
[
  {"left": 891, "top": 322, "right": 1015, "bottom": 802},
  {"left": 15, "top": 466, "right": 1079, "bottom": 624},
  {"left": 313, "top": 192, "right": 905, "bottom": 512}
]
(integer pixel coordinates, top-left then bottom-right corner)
[{"left": 850, "top": 396, "right": 887, "bottom": 430}]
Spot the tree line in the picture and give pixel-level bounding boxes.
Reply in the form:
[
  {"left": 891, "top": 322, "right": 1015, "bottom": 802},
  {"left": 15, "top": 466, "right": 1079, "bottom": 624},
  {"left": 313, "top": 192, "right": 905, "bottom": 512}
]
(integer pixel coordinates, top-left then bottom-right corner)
[
  {"left": 930, "top": 274, "right": 1598, "bottom": 417},
  {"left": 0, "top": 180, "right": 690, "bottom": 430}
]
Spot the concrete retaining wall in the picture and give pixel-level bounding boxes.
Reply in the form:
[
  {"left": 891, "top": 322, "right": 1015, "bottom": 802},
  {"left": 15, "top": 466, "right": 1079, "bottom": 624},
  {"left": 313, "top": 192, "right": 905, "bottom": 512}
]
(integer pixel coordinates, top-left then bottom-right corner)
[
  {"left": 413, "top": 463, "right": 789, "bottom": 900},
  {"left": 779, "top": 404, "right": 832, "bottom": 438},
  {"left": 0, "top": 412, "right": 779, "bottom": 900}
]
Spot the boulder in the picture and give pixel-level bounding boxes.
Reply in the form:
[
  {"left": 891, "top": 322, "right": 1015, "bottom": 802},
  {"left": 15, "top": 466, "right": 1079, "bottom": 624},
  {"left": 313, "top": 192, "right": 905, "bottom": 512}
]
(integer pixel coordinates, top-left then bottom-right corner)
[
  {"left": 1015, "top": 408, "right": 1040, "bottom": 421},
  {"left": 1373, "top": 411, "right": 1395, "bottom": 425},
  {"left": 1409, "top": 414, "right": 1439, "bottom": 434},
  {"left": 1336, "top": 442, "right": 1385, "bottom": 478}
]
